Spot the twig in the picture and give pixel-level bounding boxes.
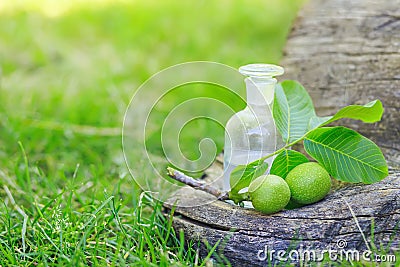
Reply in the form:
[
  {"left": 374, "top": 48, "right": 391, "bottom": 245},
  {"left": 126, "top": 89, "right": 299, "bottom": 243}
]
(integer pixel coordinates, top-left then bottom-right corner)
[
  {"left": 344, "top": 199, "right": 371, "bottom": 251},
  {"left": 167, "top": 167, "right": 229, "bottom": 200},
  {"left": 4, "top": 185, "right": 29, "bottom": 255}
]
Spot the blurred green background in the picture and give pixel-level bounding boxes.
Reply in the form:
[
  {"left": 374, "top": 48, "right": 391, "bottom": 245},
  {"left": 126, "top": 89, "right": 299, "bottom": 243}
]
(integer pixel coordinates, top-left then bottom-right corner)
[
  {"left": 0, "top": 0, "right": 303, "bottom": 192},
  {"left": 0, "top": 0, "right": 304, "bottom": 265}
]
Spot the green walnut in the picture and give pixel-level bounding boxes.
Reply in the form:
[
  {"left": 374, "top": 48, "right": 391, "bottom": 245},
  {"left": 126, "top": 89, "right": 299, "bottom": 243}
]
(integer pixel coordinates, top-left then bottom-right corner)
[
  {"left": 249, "top": 174, "right": 290, "bottom": 214},
  {"left": 285, "top": 162, "right": 331, "bottom": 205}
]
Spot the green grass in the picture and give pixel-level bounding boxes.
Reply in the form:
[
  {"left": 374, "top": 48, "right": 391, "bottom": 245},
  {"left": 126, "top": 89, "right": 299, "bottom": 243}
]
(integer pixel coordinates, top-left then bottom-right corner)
[{"left": 0, "top": 0, "right": 304, "bottom": 265}]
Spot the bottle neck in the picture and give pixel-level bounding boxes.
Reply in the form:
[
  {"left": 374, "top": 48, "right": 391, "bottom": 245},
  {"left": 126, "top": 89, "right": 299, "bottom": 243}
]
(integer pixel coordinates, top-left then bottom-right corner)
[{"left": 245, "top": 77, "right": 277, "bottom": 107}]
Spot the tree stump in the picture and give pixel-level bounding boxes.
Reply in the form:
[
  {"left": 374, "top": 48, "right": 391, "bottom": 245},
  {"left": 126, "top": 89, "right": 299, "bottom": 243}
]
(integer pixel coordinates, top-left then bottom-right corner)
[{"left": 164, "top": 0, "right": 400, "bottom": 265}]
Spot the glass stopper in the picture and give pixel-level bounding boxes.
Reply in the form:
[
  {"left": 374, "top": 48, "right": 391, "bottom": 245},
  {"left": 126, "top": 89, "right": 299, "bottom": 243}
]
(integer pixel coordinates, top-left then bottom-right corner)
[{"left": 239, "top": 63, "right": 284, "bottom": 79}]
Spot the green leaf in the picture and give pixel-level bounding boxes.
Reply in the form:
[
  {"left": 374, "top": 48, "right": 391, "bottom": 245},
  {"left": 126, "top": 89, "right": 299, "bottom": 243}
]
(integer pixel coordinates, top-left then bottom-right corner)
[
  {"left": 270, "top": 150, "right": 309, "bottom": 179},
  {"left": 304, "top": 127, "right": 388, "bottom": 184},
  {"left": 229, "top": 159, "right": 268, "bottom": 203},
  {"left": 273, "top": 80, "right": 316, "bottom": 144},
  {"left": 309, "top": 100, "right": 384, "bottom": 129}
]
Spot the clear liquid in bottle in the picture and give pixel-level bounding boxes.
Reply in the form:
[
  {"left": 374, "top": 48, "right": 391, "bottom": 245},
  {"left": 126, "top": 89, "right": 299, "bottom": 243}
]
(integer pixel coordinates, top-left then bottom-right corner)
[{"left": 223, "top": 64, "right": 285, "bottom": 191}]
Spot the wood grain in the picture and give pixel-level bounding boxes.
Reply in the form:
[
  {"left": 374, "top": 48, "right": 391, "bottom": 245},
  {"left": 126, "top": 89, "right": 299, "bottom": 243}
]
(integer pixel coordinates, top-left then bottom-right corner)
[{"left": 281, "top": 0, "right": 400, "bottom": 165}]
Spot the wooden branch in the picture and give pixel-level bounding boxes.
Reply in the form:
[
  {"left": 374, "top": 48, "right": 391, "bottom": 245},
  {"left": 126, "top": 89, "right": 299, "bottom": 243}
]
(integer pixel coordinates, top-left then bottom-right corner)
[{"left": 167, "top": 167, "right": 229, "bottom": 200}]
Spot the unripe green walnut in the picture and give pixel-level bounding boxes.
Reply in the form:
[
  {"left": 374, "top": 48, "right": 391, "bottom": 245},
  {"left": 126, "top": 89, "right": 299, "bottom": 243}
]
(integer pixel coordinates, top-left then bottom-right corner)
[
  {"left": 249, "top": 175, "right": 290, "bottom": 214},
  {"left": 286, "top": 162, "right": 331, "bottom": 205},
  {"left": 285, "top": 199, "right": 304, "bottom": 210}
]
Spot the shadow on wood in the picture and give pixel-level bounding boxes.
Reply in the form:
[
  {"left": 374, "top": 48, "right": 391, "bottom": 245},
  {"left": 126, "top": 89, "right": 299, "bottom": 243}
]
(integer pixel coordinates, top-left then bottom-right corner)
[{"left": 164, "top": 0, "right": 400, "bottom": 265}]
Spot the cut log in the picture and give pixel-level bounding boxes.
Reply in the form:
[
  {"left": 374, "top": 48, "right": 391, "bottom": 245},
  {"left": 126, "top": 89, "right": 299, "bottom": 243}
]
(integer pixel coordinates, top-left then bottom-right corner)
[
  {"left": 164, "top": 164, "right": 399, "bottom": 266},
  {"left": 164, "top": 0, "right": 400, "bottom": 265}
]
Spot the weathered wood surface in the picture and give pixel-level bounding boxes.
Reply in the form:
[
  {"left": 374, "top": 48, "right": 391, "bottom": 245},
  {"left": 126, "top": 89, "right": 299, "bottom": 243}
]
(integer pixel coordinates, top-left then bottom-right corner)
[
  {"left": 281, "top": 0, "right": 400, "bottom": 166},
  {"left": 164, "top": 0, "right": 400, "bottom": 265},
  {"left": 165, "top": 164, "right": 399, "bottom": 266}
]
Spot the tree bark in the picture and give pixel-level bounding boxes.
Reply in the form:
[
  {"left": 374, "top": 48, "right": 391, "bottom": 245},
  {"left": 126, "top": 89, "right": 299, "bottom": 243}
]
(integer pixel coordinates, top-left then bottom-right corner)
[
  {"left": 164, "top": 0, "right": 400, "bottom": 265},
  {"left": 281, "top": 0, "right": 400, "bottom": 166}
]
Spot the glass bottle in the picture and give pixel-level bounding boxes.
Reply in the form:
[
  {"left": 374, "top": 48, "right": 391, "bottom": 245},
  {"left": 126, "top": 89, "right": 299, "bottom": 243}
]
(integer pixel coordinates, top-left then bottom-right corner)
[{"left": 223, "top": 63, "right": 285, "bottom": 191}]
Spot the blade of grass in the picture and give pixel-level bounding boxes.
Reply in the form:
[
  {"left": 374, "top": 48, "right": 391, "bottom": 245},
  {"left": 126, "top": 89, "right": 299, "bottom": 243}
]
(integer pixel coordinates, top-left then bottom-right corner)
[{"left": 3, "top": 185, "right": 28, "bottom": 256}]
